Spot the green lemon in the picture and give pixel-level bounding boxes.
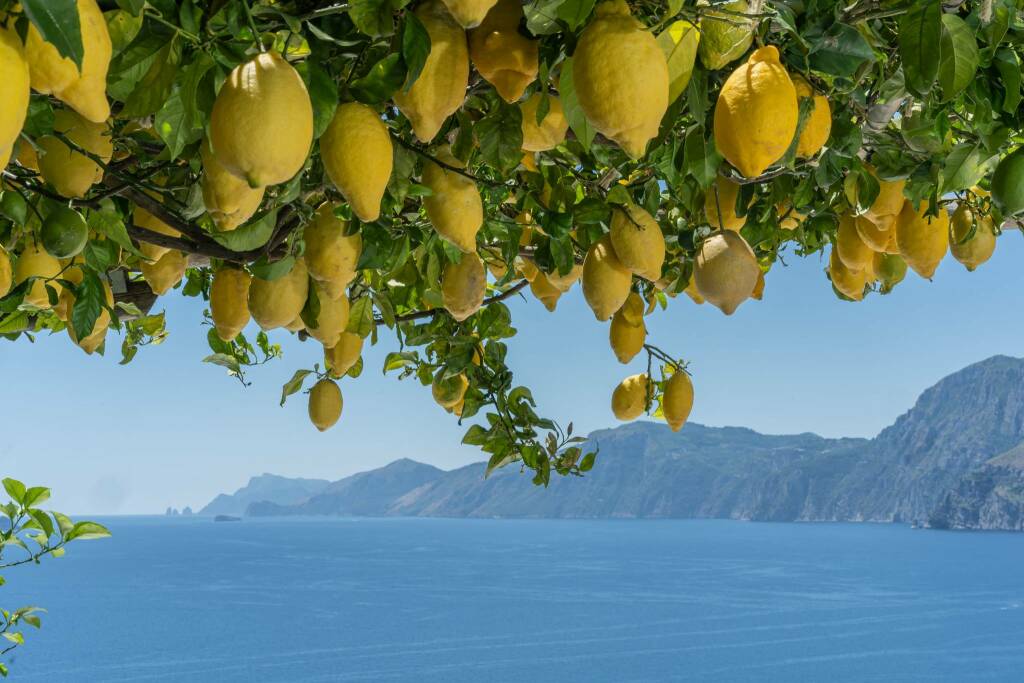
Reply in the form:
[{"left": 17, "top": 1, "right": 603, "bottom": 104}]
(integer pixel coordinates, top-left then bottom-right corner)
[
  {"left": 41, "top": 207, "right": 89, "bottom": 259},
  {"left": 991, "top": 147, "right": 1024, "bottom": 218}
]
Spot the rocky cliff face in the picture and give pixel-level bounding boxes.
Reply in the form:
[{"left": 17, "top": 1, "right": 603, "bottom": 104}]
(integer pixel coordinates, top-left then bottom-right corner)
[
  {"left": 927, "top": 444, "right": 1024, "bottom": 530},
  {"left": 198, "top": 474, "right": 330, "bottom": 516}
]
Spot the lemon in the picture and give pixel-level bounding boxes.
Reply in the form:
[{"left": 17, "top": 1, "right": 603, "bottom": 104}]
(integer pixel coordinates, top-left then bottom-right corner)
[
  {"left": 303, "top": 203, "right": 362, "bottom": 290},
  {"left": 751, "top": 269, "right": 765, "bottom": 300},
  {"left": 440, "top": 0, "right": 499, "bottom": 28},
  {"left": 520, "top": 94, "right": 569, "bottom": 152},
  {"left": 857, "top": 167, "right": 906, "bottom": 224},
  {"left": 442, "top": 253, "right": 486, "bottom": 322},
  {"left": 662, "top": 370, "right": 694, "bottom": 432},
  {"left": 855, "top": 214, "right": 893, "bottom": 252},
  {"left": 248, "top": 257, "right": 310, "bottom": 330},
  {"left": 0, "top": 27, "right": 30, "bottom": 169},
  {"left": 468, "top": 0, "right": 538, "bottom": 102},
  {"left": 210, "top": 51, "right": 313, "bottom": 187},
  {"left": 582, "top": 235, "right": 632, "bottom": 321},
  {"left": 573, "top": 0, "right": 669, "bottom": 158},
  {"left": 320, "top": 103, "right": 393, "bottom": 222},
  {"left": 53, "top": 258, "right": 84, "bottom": 322},
  {"left": 546, "top": 263, "right": 583, "bottom": 293},
  {"left": 41, "top": 207, "right": 88, "bottom": 259},
  {"left": 791, "top": 75, "right": 831, "bottom": 158},
  {"left": 828, "top": 247, "right": 869, "bottom": 301},
  {"left": 696, "top": 0, "right": 753, "bottom": 70},
  {"left": 529, "top": 270, "right": 562, "bottom": 311},
  {"left": 0, "top": 246, "right": 12, "bottom": 298},
  {"left": 422, "top": 148, "right": 483, "bottom": 253},
  {"left": 432, "top": 371, "right": 469, "bottom": 408},
  {"left": 516, "top": 256, "right": 539, "bottom": 282},
  {"left": 25, "top": 0, "right": 111, "bottom": 123},
  {"left": 305, "top": 283, "right": 350, "bottom": 348},
  {"left": 835, "top": 214, "right": 873, "bottom": 272},
  {"left": 394, "top": 1, "right": 469, "bottom": 142},
  {"left": 140, "top": 250, "right": 187, "bottom": 295},
  {"left": 14, "top": 244, "right": 62, "bottom": 308},
  {"left": 133, "top": 199, "right": 181, "bottom": 262},
  {"left": 200, "top": 140, "right": 265, "bottom": 231},
  {"left": 694, "top": 230, "right": 759, "bottom": 315},
  {"left": 611, "top": 373, "right": 651, "bottom": 421},
  {"left": 65, "top": 278, "right": 113, "bottom": 354},
  {"left": 609, "top": 203, "right": 665, "bottom": 281},
  {"left": 949, "top": 203, "right": 996, "bottom": 272},
  {"left": 609, "top": 304, "right": 645, "bottom": 364},
  {"left": 873, "top": 252, "right": 907, "bottom": 293},
  {"left": 895, "top": 200, "right": 948, "bottom": 279},
  {"left": 714, "top": 46, "right": 798, "bottom": 178},
  {"left": 619, "top": 291, "right": 645, "bottom": 325},
  {"left": 325, "top": 332, "right": 364, "bottom": 379},
  {"left": 683, "top": 278, "right": 705, "bottom": 305},
  {"left": 991, "top": 147, "right": 1024, "bottom": 217},
  {"left": 37, "top": 110, "right": 112, "bottom": 198},
  {"left": 776, "top": 201, "right": 805, "bottom": 230},
  {"left": 285, "top": 316, "right": 306, "bottom": 332},
  {"left": 210, "top": 267, "right": 252, "bottom": 342},
  {"left": 308, "top": 378, "right": 343, "bottom": 432},
  {"left": 704, "top": 175, "right": 749, "bottom": 231}
]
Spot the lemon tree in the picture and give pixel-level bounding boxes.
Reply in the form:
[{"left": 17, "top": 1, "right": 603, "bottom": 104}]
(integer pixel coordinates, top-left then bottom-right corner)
[{"left": 1, "top": 0, "right": 1024, "bottom": 489}]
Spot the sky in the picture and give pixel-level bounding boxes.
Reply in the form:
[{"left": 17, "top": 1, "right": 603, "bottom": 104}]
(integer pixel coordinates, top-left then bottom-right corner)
[{"left": 2, "top": 233, "right": 1022, "bottom": 514}]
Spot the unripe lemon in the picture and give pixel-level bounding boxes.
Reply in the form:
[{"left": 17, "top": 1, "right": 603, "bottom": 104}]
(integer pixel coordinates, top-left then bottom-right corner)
[
  {"left": 468, "top": 0, "right": 538, "bottom": 102},
  {"left": 792, "top": 75, "right": 831, "bottom": 158},
  {"left": 304, "top": 203, "right": 362, "bottom": 289},
  {"left": 325, "top": 332, "right": 364, "bottom": 379},
  {"left": 248, "top": 257, "right": 310, "bottom": 330},
  {"left": 704, "top": 175, "right": 749, "bottom": 231},
  {"left": 432, "top": 371, "right": 469, "bottom": 408},
  {"left": 65, "top": 278, "right": 113, "bottom": 354},
  {"left": 895, "top": 200, "right": 948, "bottom": 279},
  {"left": 440, "top": 0, "right": 499, "bottom": 28},
  {"left": 133, "top": 200, "right": 181, "bottom": 262},
  {"left": 305, "top": 283, "right": 350, "bottom": 348},
  {"left": 873, "top": 252, "right": 907, "bottom": 293},
  {"left": 0, "top": 246, "right": 12, "bottom": 298},
  {"left": 520, "top": 94, "right": 568, "bottom": 152},
  {"left": 210, "top": 267, "right": 252, "bottom": 342},
  {"left": 694, "top": 230, "right": 759, "bottom": 315},
  {"left": 320, "top": 103, "right": 393, "bottom": 222},
  {"left": 14, "top": 244, "right": 61, "bottom": 308},
  {"left": 210, "top": 51, "right": 313, "bottom": 187},
  {"left": 529, "top": 270, "right": 562, "bottom": 312},
  {"left": 609, "top": 305, "right": 645, "bottom": 364},
  {"left": 546, "top": 263, "right": 583, "bottom": 293},
  {"left": 990, "top": 147, "right": 1024, "bottom": 217},
  {"left": 828, "top": 248, "right": 869, "bottom": 301},
  {"left": 442, "top": 253, "right": 486, "bottom": 322},
  {"left": 611, "top": 373, "right": 651, "bottom": 421},
  {"left": 609, "top": 203, "right": 665, "bottom": 281},
  {"left": 308, "top": 378, "right": 342, "bottom": 432},
  {"left": 37, "top": 110, "right": 112, "bottom": 198},
  {"left": 697, "top": 0, "right": 753, "bottom": 70},
  {"left": 835, "top": 214, "right": 873, "bottom": 272},
  {"left": 582, "top": 235, "right": 632, "bottom": 321},
  {"left": 140, "top": 249, "right": 187, "bottom": 295},
  {"left": 949, "top": 203, "right": 996, "bottom": 272},
  {"left": 422, "top": 149, "right": 482, "bottom": 253},
  {"left": 0, "top": 27, "right": 30, "bottom": 169},
  {"left": 713, "top": 46, "right": 797, "bottom": 178},
  {"left": 855, "top": 214, "right": 893, "bottom": 253},
  {"left": 573, "top": 0, "right": 669, "bottom": 159},
  {"left": 662, "top": 370, "right": 694, "bottom": 432},
  {"left": 200, "top": 141, "right": 265, "bottom": 231},
  {"left": 25, "top": 0, "right": 111, "bottom": 123},
  {"left": 394, "top": 1, "right": 469, "bottom": 142},
  {"left": 40, "top": 207, "right": 88, "bottom": 259}
]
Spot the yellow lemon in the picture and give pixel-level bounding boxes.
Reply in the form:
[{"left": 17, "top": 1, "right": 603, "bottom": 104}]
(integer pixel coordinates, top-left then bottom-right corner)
[
  {"left": 140, "top": 249, "right": 187, "bottom": 295},
  {"left": 320, "top": 103, "right": 393, "bottom": 222},
  {"left": 0, "top": 246, "right": 12, "bottom": 298},
  {"left": 546, "top": 263, "right": 583, "bottom": 293},
  {"left": 468, "top": 0, "right": 538, "bottom": 102},
  {"left": 305, "top": 283, "right": 350, "bottom": 348},
  {"left": 855, "top": 214, "right": 893, "bottom": 252},
  {"left": 859, "top": 167, "right": 906, "bottom": 223},
  {"left": 949, "top": 203, "right": 996, "bottom": 272},
  {"left": 582, "top": 235, "right": 632, "bottom": 321},
  {"left": 792, "top": 74, "right": 831, "bottom": 158},
  {"left": 609, "top": 304, "right": 645, "bottom": 364},
  {"left": 210, "top": 267, "right": 252, "bottom": 342},
  {"left": 304, "top": 203, "right": 362, "bottom": 290},
  {"left": 308, "top": 378, "right": 342, "bottom": 431},
  {"left": 777, "top": 201, "right": 806, "bottom": 230},
  {"left": 611, "top": 373, "right": 651, "bottom": 421},
  {"left": 662, "top": 370, "right": 694, "bottom": 432},
  {"left": 529, "top": 270, "right": 562, "bottom": 312},
  {"left": 14, "top": 244, "right": 62, "bottom": 308},
  {"left": 609, "top": 202, "right": 665, "bottom": 280},
  {"left": 422, "top": 148, "right": 482, "bottom": 253},
  {"left": 0, "top": 27, "right": 30, "bottom": 169},
  {"left": 704, "top": 175, "right": 750, "bottom": 231},
  {"left": 835, "top": 214, "right": 873, "bottom": 272},
  {"left": 432, "top": 371, "right": 469, "bottom": 408},
  {"left": 65, "top": 278, "right": 113, "bottom": 354},
  {"left": 895, "top": 200, "right": 948, "bottom": 279},
  {"left": 37, "top": 110, "right": 112, "bottom": 198},
  {"left": 200, "top": 140, "right": 265, "bottom": 231},
  {"left": 828, "top": 247, "right": 869, "bottom": 301},
  {"left": 325, "top": 332, "right": 364, "bottom": 379},
  {"left": 520, "top": 94, "right": 568, "bottom": 152},
  {"left": 248, "top": 257, "right": 310, "bottom": 330},
  {"left": 713, "top": 46, "right": 798, "bottom": 178},
  {"left": 441, "top": 253, "right": 486, "bottom": 322},
  {"left": 134, "top": 199, "right": 181, "bottom": 262},
  {"left": 572, "top": 0, "right": 669, "bottom": 158},
  {"left": 694, "top": 230, "right": 759, "bottom": 315},
  {"left": 440, "top": 0, "right": 499, "bottom": 28}
]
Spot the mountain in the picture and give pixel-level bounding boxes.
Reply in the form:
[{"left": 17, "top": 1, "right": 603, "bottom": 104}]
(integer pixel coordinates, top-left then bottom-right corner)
[
  {"left": 198, "top": 474, "right": 330, "bottom": 516},
  {"left": 211, "top": 356, "right": 1024, "bottom": 530}
]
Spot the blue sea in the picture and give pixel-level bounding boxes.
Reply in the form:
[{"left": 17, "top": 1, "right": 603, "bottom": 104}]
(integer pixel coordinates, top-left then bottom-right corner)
[{"left": 2, "top": 517, "right": 1023, "bottom": 682}]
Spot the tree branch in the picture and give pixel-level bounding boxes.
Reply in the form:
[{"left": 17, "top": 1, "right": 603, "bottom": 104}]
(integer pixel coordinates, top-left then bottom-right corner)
[{"left": 377, "top": 279, "right": 530, "bottom": 326}]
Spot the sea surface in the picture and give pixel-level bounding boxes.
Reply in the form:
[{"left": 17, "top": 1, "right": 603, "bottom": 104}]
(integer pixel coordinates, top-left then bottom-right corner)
[{"left": 2, "top": 517, "right": 1022, "bottom": 682}]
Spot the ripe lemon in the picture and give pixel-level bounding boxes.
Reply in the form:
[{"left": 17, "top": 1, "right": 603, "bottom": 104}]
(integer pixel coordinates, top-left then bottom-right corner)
[
  {"left": 835, "top": 213, "right": 873, "bottom": 272},
  {"left": 210, "top": 51, "right": 313, "bottom": 187},
  {"left": 14, "top": 244, "right": 62, "bottom": 308},
  {"left": 440, "top": 0, "right": 499, "bottom": 28},
  {"left": 320, "top": 103, "right": 393, "bottom": 222},
  {"left": 25, "top": 0, "right": 111, "bottom": 123},
  {"left": 618, "top": 291, "right": 645, "bottom": 326},
  {"left": 308, "top": 378, "right": 343, "bottom": 432},
  {"left": 133, "top": 199, "right": 181, "bottom": 262},
  {"left": 37, "top": 110, "right": 112, "bottom": 198},
  {"left": 777, "top": 201, "right": 806, "bottom": 230},
  {"left": 609, "top": 304, "right": 645, "bottom": 364},
  {"left": 520, "top": 94, "right": 569, "bottom": 152},
  {"left": 441, "top": 253, "right": 486, "bottom": 322},
  {"left": 304, "top": 203, "right": 362, "bottom": 290},
  {"left": 828, "top": 248, "right": 869, "bottom": 301},
  {"left": 432, "top": 371, "right": 469, "bottom": 408},
  {"left": 792, "top": 75, "right": 831, "bottom": 158},
  {"left": 713, "top": 46, "right": 797, "bottom": 178},
  {"left": 662, "top": 370, "right": 694, "bottom": 432},
  {"left": 609, "top": 203, "right": 665, "bottom": 281},
  {"left": 991, "top": 147, "right": 1024, "bottom": 217},
  {"left": 546, "top": 263, "right": 583, "bottom": 293},
  {"left": 751, "top": 269, "right": 766, "bottom": 300},
  {"left": 529, "top": 270, "right": 562, "bottom": 311},
  {"left": 572, "top": 0, "right": 669, "bottom": 158},
  {"left": 855, "top": 214, "right": 893, "bottom": 252},
  {"left": 582, "top": 235, "right": 632, "bottom": 321},
  {"left": 200, "top": 140, "right": 265, "bottom": 231},
  {"left": 694, "top": 230, "right": 759, "bottom": 315},
  {"left": 0, "top": 246, "right": 12, "bottom": 298},
  {"left": 0, "top": 27, "right": 30, "bottom": 169},
  {"left": 325, "top": 332, "right": 364, "bottom": 379},
  {"left": 210, "top": 267, "right": 252, "bottom": 342},
  {"left": 697, "top": 0, "right": 753, "bottom": 70},
  {"left": 895, "top": 200, "right": 948, "bottom": 279},
  {"left": 949, "top": 203, "right": 996, "bottom": 272},
  {"left": 140, "top": 249, "right": 187, "bottom": 295},
  {"left": 248, "top": 257, "right": 310, "bottom": 329},
  {"left": 65, "top": 278, "right": 113, "bottom": 354},
  {"left": 422, "top": 148, "right": 483, "bottom": 253},
  {"left": 611, "top": 373, "right": 651, "bottom": 421},
  {"left": 468, "top": 0, "right": 538, "bottom": 102},
  {"left": 704, "top": 175, "right": 749, "bottom": 231},
  {"left": 857, "top": 167, "right": 906, "bottom": 223},
  {"left": 305, "top": 283, "right": 350, "bottom": 348},
  {"left": 394, "top": 1, "right": 469, "bottom": 142},
  {"left": 41, "top": 207, "right": 88, "bottom": 259}
]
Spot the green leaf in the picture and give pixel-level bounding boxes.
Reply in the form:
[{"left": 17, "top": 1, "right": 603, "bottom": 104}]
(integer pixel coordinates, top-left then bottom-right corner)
[
  {"left": 558, "top": 58, "right": 595, "bottom": 151},
  {"left": 485, "top": 451, "right": 516, "bottom": 477},
  {"left": 280, "top": 369, "right": 312, "bottom": 406},
  {"left": 211, "top": 209, "right": 277, "bottom": 251},
  {"left": 21, "top": 487, "right": 51, "bottom": 509},
  {"left": 656, "top": 20, "right": 700, "bottom": 105},
  {"left": 296, "top": 61, "right": 338, "bottom": 139},
  {"left": 2, "top": 479, "right": 26, "bottom": 505},
  {"left": 120, "top": 41, "right": 181, "bottom": 118},
  {"left": 349, "top": 53, "right": 407, "bottom": 104},
  {"left": 106, "top": 9, "right": 143, "bottom": 56},
  {"left": 250, "top": 254, "right": 295, "bottom": 281},
  {"left": 70, "top": 270, "right": 106, "bottom": 343},
  {"left": 22, "top": 0, "right": 84, "bottom": 69},
  {"left": 682, "top": 125, "right": 722, "bottom": 189},
  {"left": 383, "top": 351, "right": 418, "bottom": 372},
  {"left": 349, "top": 0, "right": 408, "bottom": 37},
  {"left": 937, "top": 13, "right": 978, "bottom": 101},
  {"left": 940, "top": 144, "right": 998, "bottom": 193},
  {"left": 556, "top": 0, "right": 596, "bottom": 30},
  {"left": 0, "top": 310, "right": 29, "bottom": 335},
  {"left": 203, "top": 353, "right": 242, "bottom": 375},
  {"left": 475, "top": 103, "right": 523, "bottom": 175},
  {"left": 808, "top": 22, "right": 875, "bottom": 76},
  {"left": 0, "top": 191, "right": 28, "bottom": 226},
  {"left": 345, "top": 297, "right": 375, "bottom": 337},
  {"left": 898, "top": 2, "right": 942, "bottom": 96},
  {"left": 155, "top": 54, "right": 214, "bottom": 159},
  {"left": 64, "top": 521, "right": 112, "bottom": 541},
  {"left": 578, "top": 451, "right": 596, "bottom": 472},
  {"left": 400, "top": 12, "right": 431, "bottom": 93},
  {"left": 526, "top": 0, "right": 569, "bottom": 35},
  {"left": 994, "top": 49, "right": 1021, "bottom": 114}
]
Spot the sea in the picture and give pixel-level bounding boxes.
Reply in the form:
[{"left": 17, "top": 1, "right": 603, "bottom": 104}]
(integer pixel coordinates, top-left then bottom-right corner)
[{"left": 2, "top": 517, "right": 1022, "bottom": 682}]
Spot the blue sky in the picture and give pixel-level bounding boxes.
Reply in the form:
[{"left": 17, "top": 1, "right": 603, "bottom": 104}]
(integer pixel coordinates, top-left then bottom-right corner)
[{"left": 2, "top": 233, "right": 1022, "bottom": 514}]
